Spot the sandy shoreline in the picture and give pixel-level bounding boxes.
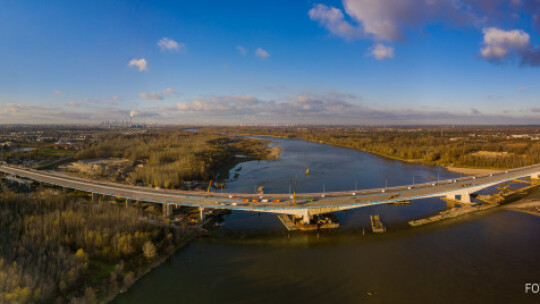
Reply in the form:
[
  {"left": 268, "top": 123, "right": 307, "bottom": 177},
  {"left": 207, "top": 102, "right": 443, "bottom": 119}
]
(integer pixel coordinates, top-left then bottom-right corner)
[
  {"left": 504, "top": 187, "right": 540, "bottom": 217},
  {"left": 445, "top": 166, "right": 502, "bottom": 175}
]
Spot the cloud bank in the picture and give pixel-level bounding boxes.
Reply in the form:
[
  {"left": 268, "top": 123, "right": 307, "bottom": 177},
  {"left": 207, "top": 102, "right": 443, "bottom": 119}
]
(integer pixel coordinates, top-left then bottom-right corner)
[{"left": 2, "top": 91, "right": 539, "bottom": 124}]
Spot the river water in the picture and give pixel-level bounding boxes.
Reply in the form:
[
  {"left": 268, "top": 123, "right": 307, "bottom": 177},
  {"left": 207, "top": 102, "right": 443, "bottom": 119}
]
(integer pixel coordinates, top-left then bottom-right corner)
[{"left": 115, "top": 137, "right": 540, "bottom": 303}]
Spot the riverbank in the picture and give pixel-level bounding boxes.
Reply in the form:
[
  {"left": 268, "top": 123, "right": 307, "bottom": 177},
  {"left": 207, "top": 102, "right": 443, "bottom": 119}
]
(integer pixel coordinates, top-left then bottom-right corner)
[
  {"left": 504, "top": 186, "right": 540, "bottom": 217},
  {"left": 105, "top": 209, "right": 228, "bottom": 303},
  {"left": 105, "top": 233, "right": 197, "bottom": 303},
  {"left": 409, "top": 182, "right": 540, "bottom": 227}
]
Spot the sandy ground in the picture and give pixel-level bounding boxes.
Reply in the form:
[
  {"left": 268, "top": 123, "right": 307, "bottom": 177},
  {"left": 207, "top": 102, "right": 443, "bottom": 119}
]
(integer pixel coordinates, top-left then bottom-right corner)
[
  {"left": 505, "top": 186, "right": 540, "bottom": 216},
  {"left": 59, "top": 158, "right": 133, "bottom": 179},
  {"left": 445, "top": 166, "right": 502, "bottom": 175},
  {"left": 267, "top": 146, "right": 282, "bottom": 160}
]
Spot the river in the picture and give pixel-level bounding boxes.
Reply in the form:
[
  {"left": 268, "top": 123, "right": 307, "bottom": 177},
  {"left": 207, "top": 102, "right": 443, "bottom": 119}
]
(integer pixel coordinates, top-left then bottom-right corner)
[{"left": 115, "top": 136, "right": 540, "bottom": 303}]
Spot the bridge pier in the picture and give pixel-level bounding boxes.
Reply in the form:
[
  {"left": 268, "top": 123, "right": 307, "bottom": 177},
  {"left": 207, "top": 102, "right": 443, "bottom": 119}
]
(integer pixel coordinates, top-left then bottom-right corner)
[
  {"left": 163, "top": 204, "right": 173, "bottom": 217},
  {"left": 302, "top": 209, "right": 311, "bottom": 224},
  {"left": 460, "top": 191, "right": 471, "bottom": 204},
  {"left": 445, "top": 191, "right": 471, "bottom": 203},
  {"left": 531, "top": 173, "right": 539, "bottom": 180}
]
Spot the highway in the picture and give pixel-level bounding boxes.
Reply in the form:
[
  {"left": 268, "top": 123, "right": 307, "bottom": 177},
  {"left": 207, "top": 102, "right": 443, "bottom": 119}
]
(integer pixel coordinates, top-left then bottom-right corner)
[{"left": 1, "top": 164, "right": 539, "bottom": 216}]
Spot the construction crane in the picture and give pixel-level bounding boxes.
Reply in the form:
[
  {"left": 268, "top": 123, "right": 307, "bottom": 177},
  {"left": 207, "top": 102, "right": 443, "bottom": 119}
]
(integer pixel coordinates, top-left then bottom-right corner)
[
  {"left": 207, "top": 180, "right": 212, "bottom": 193},
  {"left": 292, "top": 176, "right": 298, "bottom": 205}
]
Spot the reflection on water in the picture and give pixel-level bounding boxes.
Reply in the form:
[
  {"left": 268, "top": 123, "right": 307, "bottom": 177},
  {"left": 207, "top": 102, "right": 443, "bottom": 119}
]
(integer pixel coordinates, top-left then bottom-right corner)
[{"left": 114, "top": 137, "right": 540, "bottom": 303}]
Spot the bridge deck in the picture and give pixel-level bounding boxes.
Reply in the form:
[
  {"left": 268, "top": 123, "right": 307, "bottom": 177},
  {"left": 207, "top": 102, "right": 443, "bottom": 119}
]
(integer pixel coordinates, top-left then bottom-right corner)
[{"left": 1, "top": 164, "right": 539, "bottom": 214}]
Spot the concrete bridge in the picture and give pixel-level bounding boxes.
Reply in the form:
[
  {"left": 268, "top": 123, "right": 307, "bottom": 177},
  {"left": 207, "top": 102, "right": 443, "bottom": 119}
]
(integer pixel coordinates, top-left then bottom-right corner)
[{"left": 1, "top": 164, "right": 539, "bottom": 224}]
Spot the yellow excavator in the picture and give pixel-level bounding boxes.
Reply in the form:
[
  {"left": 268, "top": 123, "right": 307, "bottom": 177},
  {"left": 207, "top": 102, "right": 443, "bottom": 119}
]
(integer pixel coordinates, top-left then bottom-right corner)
[{"left": 496, "top": 183, "right": 510, "bottom": 194}]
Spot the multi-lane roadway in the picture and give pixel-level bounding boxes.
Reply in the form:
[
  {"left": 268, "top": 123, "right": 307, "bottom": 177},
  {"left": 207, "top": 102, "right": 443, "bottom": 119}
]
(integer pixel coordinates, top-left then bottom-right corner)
[{"left": 1, "top": 163, "right": 539, "bottom": 218}]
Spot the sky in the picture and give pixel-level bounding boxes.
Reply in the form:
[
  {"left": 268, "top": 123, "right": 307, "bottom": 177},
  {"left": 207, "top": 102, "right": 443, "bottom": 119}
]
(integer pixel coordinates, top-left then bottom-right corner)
[{"left": 0, "top": 0, "right": 539, "bottom": 125}]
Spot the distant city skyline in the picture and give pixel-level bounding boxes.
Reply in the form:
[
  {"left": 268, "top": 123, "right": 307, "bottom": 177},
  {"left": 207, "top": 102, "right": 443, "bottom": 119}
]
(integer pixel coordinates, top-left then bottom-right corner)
[{"left": 1, "top": 0, "right": 539, "bottom": 124}]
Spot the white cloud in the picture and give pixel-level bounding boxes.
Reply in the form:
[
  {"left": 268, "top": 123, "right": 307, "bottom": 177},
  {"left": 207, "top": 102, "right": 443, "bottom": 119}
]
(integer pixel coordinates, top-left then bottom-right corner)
[
  {"left": 67, "top": 102, "right": 80, "bottom": 107},
  {"left": 162, "top": 88, "right": 177, "bottom": 96},
  {"left": 343, "top": 0, "right": 428, "bottom": 41},
  {"left": 176, "top": 94, "right": 261, "bottom": 111},
  {"left": 3, "top": 103, "right": 63, "bottom": 114},
  {"left": 53, "top": 90, "right": 64, "bottom": 96},
  {"left": 237, "top": 45, "right": 248, "bottom": 55},
  {"left": 255, "top": 47, "right": 270, "bottom": 59},
  {"left": 309, "top": 0, "right": 445, "bottom": 42},
  {"left": 479, "top": 27, "right": 540, "bottom": 66},
  {"left": 480, "top": 27, "right": 530, "bottom": 60},
  {"left": 470, "top": 108, "right": 481, "bottom": 115},
  {"left": 308, "top": 4, "right": 362, "bottom": 40},
  {"left": 129, "top": 109, "right": 160, "bottom": 118},
  {"left": 81, "top": 96, "right": 121, "bottom": 106},
  {"left": 139, "top": 92, "right": 163, "bottom": 100},
  {"left": 369, "top": 44, "right": 394, "bottom": 60},
  {"left": 139, "top": 88, "right": 177, "bottom": 100},
  {"left": 157, "top": 37, "right": 186, "bottom": 52},
  {"left": 128, "top": 58, "right": 148, "bottom": 71}
]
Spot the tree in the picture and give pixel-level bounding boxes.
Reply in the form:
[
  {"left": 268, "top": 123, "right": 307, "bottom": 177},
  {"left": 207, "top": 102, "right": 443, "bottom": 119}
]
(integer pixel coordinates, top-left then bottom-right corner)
[
  {"left": 122, "top": 272, "right": 135, "bottom": 290},
  {"left": 142, "top": 241, "right": 157, "bottom": 260},
  {"left": 83, "top": 287, "right": 97, "bottom": 304},
  {"left": 75, "top": 248, "right": 87, "bottom": 260}
]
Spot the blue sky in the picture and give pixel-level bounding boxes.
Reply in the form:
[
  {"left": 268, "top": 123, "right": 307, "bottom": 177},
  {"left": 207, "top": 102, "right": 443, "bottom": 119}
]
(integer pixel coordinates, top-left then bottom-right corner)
[{"left": 0, "top": 0, "right": 539, "bottom": 124}]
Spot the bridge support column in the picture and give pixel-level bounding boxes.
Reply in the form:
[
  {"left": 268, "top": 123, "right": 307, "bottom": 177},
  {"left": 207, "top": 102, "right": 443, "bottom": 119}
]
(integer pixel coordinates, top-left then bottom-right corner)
[
  {"left": 446, "top": 194, "right": 456, "bottom": 200},
  {"left": 302, "top": 209, "right": 311, "bottom": 224},
  {"left": 531, "top": 173, "right": 539, "bottom": 180},
  {"left": 125, "top": 199, "right": 131, "bottom": 207},
  {"left": 460, "top": 191, "right": 471, "bottom": 204},
  {"left": 199, "top": 207, "right": 205, "bottom": 222},
  {"left": 163, "top": 204, "right": 173, "bottom": 217}
]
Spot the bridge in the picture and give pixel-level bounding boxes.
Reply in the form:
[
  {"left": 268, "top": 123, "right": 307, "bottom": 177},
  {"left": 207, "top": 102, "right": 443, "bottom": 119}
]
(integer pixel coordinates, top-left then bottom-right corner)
[{"left": 1, "top": 164, "right": 539, "bottom": 224}]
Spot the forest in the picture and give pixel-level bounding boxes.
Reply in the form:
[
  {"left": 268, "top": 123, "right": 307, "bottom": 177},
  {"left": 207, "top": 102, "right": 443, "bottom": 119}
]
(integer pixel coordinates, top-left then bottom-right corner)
[
  {"left": 205, "top": 126, "right": 540, "bottom": 169},
  {"left": 0, "top": 184, "right": 187, "bottom": 303},
  {"left": 75, "top": 130, "right": 276, "bottom": 189}
]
